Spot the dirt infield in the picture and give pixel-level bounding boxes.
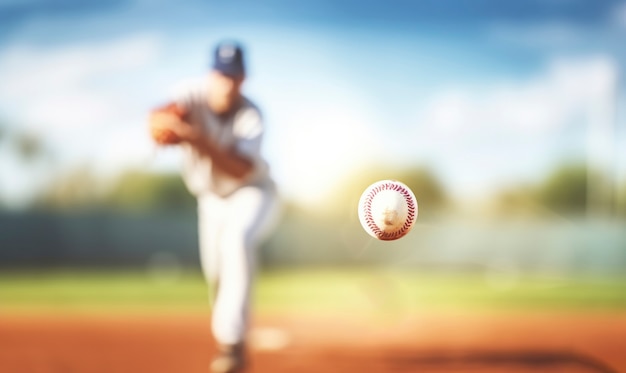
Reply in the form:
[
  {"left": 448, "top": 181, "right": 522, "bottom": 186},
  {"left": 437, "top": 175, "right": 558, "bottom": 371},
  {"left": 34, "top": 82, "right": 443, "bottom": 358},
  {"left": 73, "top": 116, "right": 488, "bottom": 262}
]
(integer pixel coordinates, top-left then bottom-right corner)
[{"left": 1, "top": 310, "right": 624, "bottom": 373}]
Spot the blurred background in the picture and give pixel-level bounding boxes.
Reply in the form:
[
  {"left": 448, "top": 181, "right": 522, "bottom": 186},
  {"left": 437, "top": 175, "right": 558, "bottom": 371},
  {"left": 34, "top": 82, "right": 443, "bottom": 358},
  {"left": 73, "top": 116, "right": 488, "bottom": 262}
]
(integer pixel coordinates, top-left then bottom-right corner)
[{"left": 1, "top": 0, "right": 626, "bottom": 314}]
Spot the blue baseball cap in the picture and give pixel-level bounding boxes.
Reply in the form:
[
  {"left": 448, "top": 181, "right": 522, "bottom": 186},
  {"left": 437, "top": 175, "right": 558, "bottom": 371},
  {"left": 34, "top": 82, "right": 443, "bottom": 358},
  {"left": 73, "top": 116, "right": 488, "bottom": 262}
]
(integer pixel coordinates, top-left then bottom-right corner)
[{"left": 212, "top": 41, "right": 246, "bottom": 78}]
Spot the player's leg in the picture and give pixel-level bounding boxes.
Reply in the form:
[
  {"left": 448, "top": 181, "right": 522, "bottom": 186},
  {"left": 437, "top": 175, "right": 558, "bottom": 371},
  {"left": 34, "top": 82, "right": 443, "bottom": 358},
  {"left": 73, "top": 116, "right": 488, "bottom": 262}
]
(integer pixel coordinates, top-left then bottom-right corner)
[
  {"left": 210, "top": 183, "right": 279, "bottom": 371},
  {"left": 212, "top": 183, "right": 278, "bottom": 344},
  {"left": 197, "top": 193, "right": 225, "bottom": 304}
]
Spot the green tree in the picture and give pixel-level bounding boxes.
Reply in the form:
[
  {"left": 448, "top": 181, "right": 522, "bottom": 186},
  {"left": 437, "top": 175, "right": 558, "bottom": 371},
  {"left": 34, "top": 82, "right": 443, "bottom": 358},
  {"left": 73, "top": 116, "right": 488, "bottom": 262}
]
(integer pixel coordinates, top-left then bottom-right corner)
[
  {"left": 0, "top": 121, "right": 55, "bottom": 210},
  {"left": 391, "top": 167, "right": 447, "bottom": 209},
  {"left": 537, "top": 163, "right": 587, "bottom": 214},
  {"left": 104, "top": 170, "right": 195, "bottom": 212},
  {"left": 15, "top": 132, "right": 45, "bottom": 162},
  {"left": 329, "top": 163, "right": 448, "bottom": 219},
  {"left": 34, "top": 165, "right": 102, "bottom": 210},
  {"left": 35, "top": 168, "right": 194, "bottom": 212}
]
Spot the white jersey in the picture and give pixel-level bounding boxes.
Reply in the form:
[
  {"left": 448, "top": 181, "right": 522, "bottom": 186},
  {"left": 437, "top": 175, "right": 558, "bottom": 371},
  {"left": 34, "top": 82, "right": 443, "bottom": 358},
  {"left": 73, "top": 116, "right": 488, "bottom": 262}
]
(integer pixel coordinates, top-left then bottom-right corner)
[{"left": 172, "top": 78, "right": 272, "bottom": 197}]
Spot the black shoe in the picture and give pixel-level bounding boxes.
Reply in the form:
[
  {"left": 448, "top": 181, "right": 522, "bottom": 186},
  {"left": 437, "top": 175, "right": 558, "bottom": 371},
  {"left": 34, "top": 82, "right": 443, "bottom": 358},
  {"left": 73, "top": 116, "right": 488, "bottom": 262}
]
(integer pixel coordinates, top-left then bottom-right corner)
[{"left": 210, "top": 343, "right": 246, "bottom": 373}]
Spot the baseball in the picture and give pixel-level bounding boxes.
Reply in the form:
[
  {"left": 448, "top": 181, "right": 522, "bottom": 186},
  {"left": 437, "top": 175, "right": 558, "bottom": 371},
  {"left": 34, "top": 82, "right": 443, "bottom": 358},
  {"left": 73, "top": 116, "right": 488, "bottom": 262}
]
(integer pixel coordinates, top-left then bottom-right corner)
[{"left": 358, "top": 179, "right": 418, "bottom": 241}]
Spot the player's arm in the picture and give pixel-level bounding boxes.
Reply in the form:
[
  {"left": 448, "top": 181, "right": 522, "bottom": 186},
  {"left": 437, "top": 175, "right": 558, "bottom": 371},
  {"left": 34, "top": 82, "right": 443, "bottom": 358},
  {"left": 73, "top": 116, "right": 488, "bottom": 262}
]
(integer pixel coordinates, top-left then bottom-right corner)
[
  {"left": 149, "top": 101, "right": 254, "bottom": 179},
  {"left": 178, "top": 126, "right": 255, "bottom": 180}
]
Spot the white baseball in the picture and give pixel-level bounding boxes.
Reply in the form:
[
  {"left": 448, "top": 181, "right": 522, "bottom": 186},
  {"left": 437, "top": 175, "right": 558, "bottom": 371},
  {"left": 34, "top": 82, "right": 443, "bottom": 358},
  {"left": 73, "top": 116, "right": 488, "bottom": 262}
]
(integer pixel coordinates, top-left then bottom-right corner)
[{"left": 358, "top": 180, "right": 418, "bottom": 241}]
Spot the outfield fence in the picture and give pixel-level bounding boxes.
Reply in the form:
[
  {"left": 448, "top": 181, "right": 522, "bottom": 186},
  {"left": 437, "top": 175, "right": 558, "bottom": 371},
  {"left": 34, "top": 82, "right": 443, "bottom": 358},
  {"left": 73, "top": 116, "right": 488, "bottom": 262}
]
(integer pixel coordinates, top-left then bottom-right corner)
[{"left": 0, "top": 211, "right": 625, "bottom": 276}]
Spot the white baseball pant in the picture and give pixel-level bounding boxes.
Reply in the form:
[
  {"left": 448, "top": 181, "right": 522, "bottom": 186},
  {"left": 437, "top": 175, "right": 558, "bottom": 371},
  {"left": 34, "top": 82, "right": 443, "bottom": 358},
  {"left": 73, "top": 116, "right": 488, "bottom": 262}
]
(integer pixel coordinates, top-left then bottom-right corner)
[{"left": 197, "top": 183, "right": 280, "bottom": 345}]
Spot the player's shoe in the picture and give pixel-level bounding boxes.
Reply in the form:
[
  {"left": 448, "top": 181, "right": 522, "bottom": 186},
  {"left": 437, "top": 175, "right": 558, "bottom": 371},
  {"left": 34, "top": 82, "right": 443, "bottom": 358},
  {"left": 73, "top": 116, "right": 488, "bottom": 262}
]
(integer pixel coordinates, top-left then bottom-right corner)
[{"left": 210, "top": 343, "right": 246, "bottom": 373}]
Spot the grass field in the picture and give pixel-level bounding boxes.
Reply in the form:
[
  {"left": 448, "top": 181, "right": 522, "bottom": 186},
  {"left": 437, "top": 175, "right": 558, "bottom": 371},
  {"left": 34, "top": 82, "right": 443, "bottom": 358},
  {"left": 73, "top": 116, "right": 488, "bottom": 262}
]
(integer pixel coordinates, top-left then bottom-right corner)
[
  {"left": 1, "top": 267, "right": 625, "bottom": 315},
  {"left": 2, "top": 267, "right": 626, "bottom": 372}
]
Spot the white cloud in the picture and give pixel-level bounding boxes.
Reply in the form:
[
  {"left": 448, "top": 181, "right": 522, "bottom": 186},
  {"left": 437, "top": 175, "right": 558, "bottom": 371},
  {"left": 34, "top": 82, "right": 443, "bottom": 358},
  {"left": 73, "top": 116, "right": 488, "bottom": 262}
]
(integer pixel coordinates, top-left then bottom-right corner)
[
  {"left": 0, "top": 34, "right": 164, "bottom": 201},
  {"left": 418, "top": 56, "right": 618, "bottom": 138},
  {"left": 406, "top": 56, "right": 620, "bottom": 199},
  {"left": 0, "top": 33, "right": 162, "bottom": 134},
  {"left": 24, "top": 92, "right": 114, "bottom": 131},
  {"left": 0, "top": 34, "right": 161, "bottom": 102}
]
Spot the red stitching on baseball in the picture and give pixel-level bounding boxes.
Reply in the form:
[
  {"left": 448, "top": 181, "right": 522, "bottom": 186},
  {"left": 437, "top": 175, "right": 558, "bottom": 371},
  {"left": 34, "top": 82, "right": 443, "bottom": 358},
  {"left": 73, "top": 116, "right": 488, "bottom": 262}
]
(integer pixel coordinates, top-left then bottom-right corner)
[{"left": 363, "top": 181, "right": 416, "bottom": 240}]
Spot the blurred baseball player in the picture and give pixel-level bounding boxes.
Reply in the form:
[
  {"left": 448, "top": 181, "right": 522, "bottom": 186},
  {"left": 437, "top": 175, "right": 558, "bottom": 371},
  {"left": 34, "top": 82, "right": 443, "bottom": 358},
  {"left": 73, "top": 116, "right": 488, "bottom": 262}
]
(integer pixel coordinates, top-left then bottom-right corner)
[{"left": 148, "top": 40, "right": 280, "bottom": 373}]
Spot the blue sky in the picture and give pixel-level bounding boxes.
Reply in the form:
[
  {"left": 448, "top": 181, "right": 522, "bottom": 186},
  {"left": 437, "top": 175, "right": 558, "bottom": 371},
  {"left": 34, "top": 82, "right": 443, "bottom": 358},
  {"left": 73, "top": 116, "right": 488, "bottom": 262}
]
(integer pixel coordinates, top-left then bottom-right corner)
[{"left": 1, "top": 0, "right": 625, "bottom": 208}]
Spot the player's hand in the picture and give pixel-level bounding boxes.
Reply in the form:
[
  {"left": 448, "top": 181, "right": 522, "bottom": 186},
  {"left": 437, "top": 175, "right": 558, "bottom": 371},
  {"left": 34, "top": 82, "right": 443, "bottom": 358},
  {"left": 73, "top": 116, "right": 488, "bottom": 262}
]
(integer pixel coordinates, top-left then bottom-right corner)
[{"left": 149, "top": 104, "right": 188, "bottom": 146}]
